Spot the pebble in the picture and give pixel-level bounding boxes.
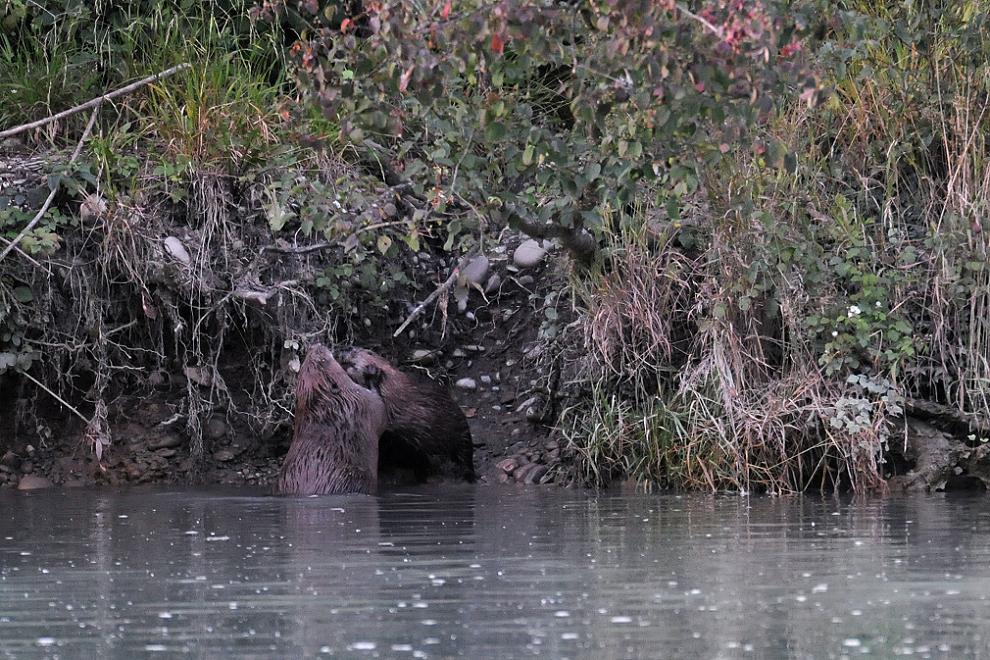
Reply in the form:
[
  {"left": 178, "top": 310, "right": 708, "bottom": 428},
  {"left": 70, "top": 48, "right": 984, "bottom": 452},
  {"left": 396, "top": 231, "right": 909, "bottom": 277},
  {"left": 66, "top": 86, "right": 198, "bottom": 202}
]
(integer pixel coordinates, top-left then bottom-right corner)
[
  {"left": 525, "top": 465, "right": 548, "bottom": 485},
  {"left": 409, "top": 349, "right": 438, "bottom": 364},
  {"left": 205, "top": 417, "right": 227, "bottom": 441},
  {"left": 148, "top": 434, "right": 184, "bottom": 450},
  {"left": 462, "top": 255, "right": 490, "bottom": 287},
  {"left": 163, "top": 236, "right": 191, "bottom": 265},
  {"left": 157, "top": 448, "right": 177, "bottom": 458},
  {"left": 496, "top": 458, "right": 518, "bottom": 474},
  {"left": 1, "top": 450, "right": 21, "bottom": 469},
  {"left": 513, "top": 239, "right": 547, "bottom": 268},
  {"left": 455, "top": 378, "right": 477, "bottom": 391},
  {"left": 20, "top": 461, "right": 33, "bottom": 474},
  {"left": 17, "top": 475, "right": 53, "bottom": 490},
  {"left": 516, "top": 396, "right": 538, "bottom": 413},
  {"left": 480, "top": 375, "right": 492, "bottom": 385},
  {"left": 484, "top": 273, "right": 502, "bottom": 294},
  {"left": 517, "top": 275, "right": 535, "bottom": 287},
  {"left": 500, "top": 391, "right": 516, "bottom": 404},
  {"left": 214, "top": 449, "right": 236, "bottom": 462}
]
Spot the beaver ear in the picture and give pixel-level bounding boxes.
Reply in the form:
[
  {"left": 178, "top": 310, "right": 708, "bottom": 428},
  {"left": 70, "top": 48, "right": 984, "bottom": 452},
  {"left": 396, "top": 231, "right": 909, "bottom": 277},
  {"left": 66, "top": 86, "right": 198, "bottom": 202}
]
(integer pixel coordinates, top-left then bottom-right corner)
[{"left": 363, "top": 364, "right": 385, "bottom": 391}]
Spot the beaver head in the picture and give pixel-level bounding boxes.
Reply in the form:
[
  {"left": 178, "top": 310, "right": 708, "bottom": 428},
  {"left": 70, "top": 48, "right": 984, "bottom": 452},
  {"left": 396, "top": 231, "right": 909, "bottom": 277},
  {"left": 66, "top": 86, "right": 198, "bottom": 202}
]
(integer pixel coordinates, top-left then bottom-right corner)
[
  {"left": 296, "top": 344, "right": 384, "bottom": 424},
  {"left": 277, "top": 344, "right": 387, "bottom": 496},
  {"left": 337, "top": 346, "right": 475, "bottom": 483}
]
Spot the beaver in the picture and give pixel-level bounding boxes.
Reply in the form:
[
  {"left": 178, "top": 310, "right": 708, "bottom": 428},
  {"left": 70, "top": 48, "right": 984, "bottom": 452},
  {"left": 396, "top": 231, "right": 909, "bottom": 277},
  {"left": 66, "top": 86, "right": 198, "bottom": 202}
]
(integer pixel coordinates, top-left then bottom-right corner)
[
  {"left": 276, "top": 344, "right": 388, "bottom": 496},
  {"left": 337, "top": 347, "right": 476, "bottom": 483}
]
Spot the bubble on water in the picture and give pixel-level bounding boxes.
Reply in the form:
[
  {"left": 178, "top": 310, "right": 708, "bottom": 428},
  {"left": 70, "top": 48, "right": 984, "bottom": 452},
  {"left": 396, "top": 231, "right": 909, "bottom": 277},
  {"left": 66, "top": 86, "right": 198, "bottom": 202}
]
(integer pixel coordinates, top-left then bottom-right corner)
[
  {"left": 36, "top": 638, "right": 55, "bottom": 647},
  {"left": 184, "top": 531, "right": 198, "bottom": 535},
  {"left": 206, "top": 536, "right": 230, "bottom": 542},
  {"left": 610, "top": 616, "right": 632, "bottom": 624},
  {"left": 561, "top": 633, "right": 579, "bottom": 640},
  {"left": 391, "top": 644, "right": 414, "bottom": 652},
  {"left": 19, "top": 552, "right": 31, "bottom": 556},
  {"left": 158, "top": 612, "right": 173, "bottom": 619},
  {"left": 554, "top": 611, "right": 570, "bottom": 618},
  {"left": 430, "top": 579, "right": 445, "bottom": 586},
  {"left": 145, "top": 645, "right": 168, "bottom": 652},
  {"left": 349, "top": 641, "right": 376, "bottom": 651},
  {"left": 421, "top": 619, "right": 437, "bottom": 626},
  {"left": 795, "top": 595, "right": 807, "bottom": 603},
  {"left": 813, "top": 583, "right": 829, "bottom": 593},
  {"left": 851, "top": 610, "right": 862, "bottom": 616},
  {"left": 118, "top": 515, "right": 128, "bottom": 519},
  {"left": 843, "top": 639, "right": 861, "bottom": 647}
]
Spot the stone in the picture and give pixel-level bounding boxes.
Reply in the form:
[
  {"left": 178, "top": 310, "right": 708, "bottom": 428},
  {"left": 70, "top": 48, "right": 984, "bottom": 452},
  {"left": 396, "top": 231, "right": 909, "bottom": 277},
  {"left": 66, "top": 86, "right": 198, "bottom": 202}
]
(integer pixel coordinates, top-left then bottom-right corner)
[
  {"left": 526, "top": 405, "right": 543, "bottom": 423},
  {"left": 481, "top": 375, "right": 492, "bottom": 385},
  {"left": 214, "top": 449, "right": 236, "bottom": 462},
  {"left": 496, "top": 458, "right": 518, "bottom": 474},
  {"left": 148, "top": 434, "right": 184, "bottom": 450},
  {"left": 516, "top": 397, "right": 538, "bottom": 413},
  {"left": 544, "top": 440, "right": 559, "bottom": 451},
  {"left": 163, "top": 236, "right": 191, "bottom": 265},
  {"left": 20, "top": 461, "right": 33, "bottom": 474},
  {"left": 462, "top": 255, "right": 490, "bottom": 287},
  {"left": 455, "top": 378, "right": 477, "bottom": 391},
  {"left": 125, "top": 463, "right": 144, "bottom": 481},
  {"left": 484, "top": 273, "right": 502, "bottom": 294},
  {"left": 524, "top": 465, "right": 548, "bottom": 485},
  {"left": 205, "top": 417, "right": 227, "bottom": 441},
  {"left": 513, "top": 239, "right": 547, "bottom": 268},
  {"left": 513, "top": 463, "right": 537, "bottom": 482},
  {"left": 157, "top": 448, "right": 177, "bottom": 458},
  {"left": 1, "top": 450, "right": 21, "bottom": 469},
  {"left": 409, "top": 349, "right": 438, "bottom": 364},
  {"left": 500, "top": 391, "right": 516, "bottom": 405},
  {"left": 17, "top": 475, "right": 53, "bottom": 490}
]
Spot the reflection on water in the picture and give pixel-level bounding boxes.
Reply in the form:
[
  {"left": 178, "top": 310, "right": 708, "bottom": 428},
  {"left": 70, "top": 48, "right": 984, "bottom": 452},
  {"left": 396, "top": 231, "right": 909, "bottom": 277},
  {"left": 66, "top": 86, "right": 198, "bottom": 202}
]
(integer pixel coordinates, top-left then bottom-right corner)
[{"left": 1, "top": 486, "right": 989, "bottom": 658}]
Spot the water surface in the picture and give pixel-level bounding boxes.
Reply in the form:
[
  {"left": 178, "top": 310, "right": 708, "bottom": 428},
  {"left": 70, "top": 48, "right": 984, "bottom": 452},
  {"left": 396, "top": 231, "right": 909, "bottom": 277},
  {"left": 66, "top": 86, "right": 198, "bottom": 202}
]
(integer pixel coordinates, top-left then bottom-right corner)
[{"left": 1, "top": 486, "right": 989, "bottom": 658}]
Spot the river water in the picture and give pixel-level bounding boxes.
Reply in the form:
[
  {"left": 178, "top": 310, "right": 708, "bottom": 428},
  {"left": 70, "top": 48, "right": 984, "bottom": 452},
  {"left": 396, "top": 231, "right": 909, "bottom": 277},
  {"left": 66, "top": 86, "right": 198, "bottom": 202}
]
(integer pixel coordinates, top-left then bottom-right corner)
[{"left": 1, "top": 487, "right": 989, "bottom": 659}]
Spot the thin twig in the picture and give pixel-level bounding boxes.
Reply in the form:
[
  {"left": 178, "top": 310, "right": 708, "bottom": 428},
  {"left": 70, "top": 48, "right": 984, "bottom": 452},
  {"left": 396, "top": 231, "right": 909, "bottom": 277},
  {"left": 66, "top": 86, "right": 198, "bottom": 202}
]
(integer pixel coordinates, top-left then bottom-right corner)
[
  {"left": 0, "top": 63, "right": 191, "bottom": 139},
  {"left": 262, "top": 221, "right": 411, "bottom": 255},
  {"left": 18, "top": 369, "right": 91, "bottom": 425},
  {"left": 0, "top": 104, "right": 101, "bottom": 264},
  {"left": 393, "top": 251, "right": 477, "bottom": 338}
]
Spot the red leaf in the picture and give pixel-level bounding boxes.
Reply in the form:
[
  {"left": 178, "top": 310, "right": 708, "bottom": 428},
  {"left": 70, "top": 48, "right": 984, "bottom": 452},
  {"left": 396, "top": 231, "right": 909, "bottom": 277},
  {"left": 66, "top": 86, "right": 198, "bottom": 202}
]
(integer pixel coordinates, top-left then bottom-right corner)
[
  {"left": 441, "top": 0, "right": 451, "bottom": 19},
  {"left": 340, "top": 18, "right": 352, "bottom": 33},
  {"left": 491, "top": 32, "right": 505, "bottom": 55}
]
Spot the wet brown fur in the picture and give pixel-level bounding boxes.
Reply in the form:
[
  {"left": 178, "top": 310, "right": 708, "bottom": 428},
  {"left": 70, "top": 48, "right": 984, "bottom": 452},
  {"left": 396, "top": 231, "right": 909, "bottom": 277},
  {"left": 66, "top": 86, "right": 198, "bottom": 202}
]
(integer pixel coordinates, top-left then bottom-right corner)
[
  {"left": 338, "top": 347, "right": 475, "bottom": 483},
  {"left": 276, "top": 344, "right": 387, "bottom": 496}
]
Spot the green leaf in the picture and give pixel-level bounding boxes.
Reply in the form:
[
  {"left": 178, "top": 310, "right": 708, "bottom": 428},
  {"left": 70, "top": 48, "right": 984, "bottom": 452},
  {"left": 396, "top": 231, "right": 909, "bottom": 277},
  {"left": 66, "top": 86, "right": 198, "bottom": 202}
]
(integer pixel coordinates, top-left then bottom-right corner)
[
  {"left": 522, "top": 144, "right": 535, "bottom": 166},
  {"left": 13, "top": 286, "right": 33, "bottom": 303}
]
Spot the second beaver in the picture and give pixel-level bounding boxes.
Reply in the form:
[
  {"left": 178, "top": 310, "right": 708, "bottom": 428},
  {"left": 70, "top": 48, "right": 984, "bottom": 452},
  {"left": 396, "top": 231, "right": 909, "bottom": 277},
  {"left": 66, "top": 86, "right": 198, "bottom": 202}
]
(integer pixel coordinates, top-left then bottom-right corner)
[
  {"left": 337, "top": 347, "right": 476, "bottom": 483},
  {"left": 276, "top": 344, "right": 388, "bottom": 496}
]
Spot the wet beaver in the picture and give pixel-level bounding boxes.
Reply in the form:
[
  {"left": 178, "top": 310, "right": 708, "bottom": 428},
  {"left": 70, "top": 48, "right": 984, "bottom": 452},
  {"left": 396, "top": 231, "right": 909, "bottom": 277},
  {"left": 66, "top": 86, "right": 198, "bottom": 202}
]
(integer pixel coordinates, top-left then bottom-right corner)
[
  {"left": 338, "top": 347, "right": 476, "bottom": 483},
  {"left": 276, "top": 344, "right": 388, "bottom": 496}
]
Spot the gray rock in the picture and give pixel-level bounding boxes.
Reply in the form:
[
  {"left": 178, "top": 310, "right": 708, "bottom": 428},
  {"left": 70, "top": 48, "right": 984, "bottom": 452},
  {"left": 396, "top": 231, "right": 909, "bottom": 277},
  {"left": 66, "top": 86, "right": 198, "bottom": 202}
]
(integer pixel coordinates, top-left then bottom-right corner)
[
  {"left": 17, "top": 475, "right": 53, "bottom": 490},
  {"left": 409, "top": 349, "right": 438, "bottom": 364},
  {"left": 214, "top": 449, "right": 236, "bottom": 462},
  {"left": 496, "top": 458, "right": 518, "bottom": 474},
  {"left": 480, "top": 375, "right": 492, "bottom": 385},
  {"left": 1, "top": 450, "right": 21, "bottom": 469},
  {"left": 148, "top": 434, "right": 184, "bottom": 450},
  {"left": 163, "top": 236, "right": 191, "bottom": 265},
  {"left": 455, "top": 378, "right": 477, "bottom": 391},
  {"left": 205, "top": 417, "right": 227, "bottom": 441},
  {"left": 524, "top": 465, "right": 548, "bottom": 485},
  {"left": 462, "top": 255, "right": 490, "bottom": 287},
  {"left": 484, "top": 273, "right": 502, "bottom": 294},
  {"left": 516, "top": 396, "right": 538, "bottom": 413},
  {"left": 512, "top": 239, "right": 547, "bottom": 268}
]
